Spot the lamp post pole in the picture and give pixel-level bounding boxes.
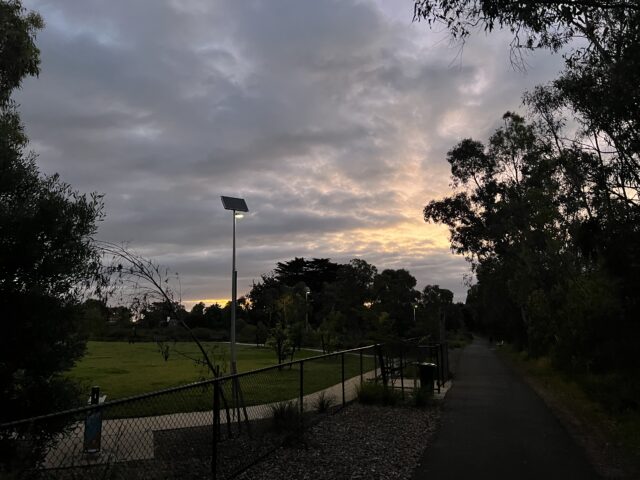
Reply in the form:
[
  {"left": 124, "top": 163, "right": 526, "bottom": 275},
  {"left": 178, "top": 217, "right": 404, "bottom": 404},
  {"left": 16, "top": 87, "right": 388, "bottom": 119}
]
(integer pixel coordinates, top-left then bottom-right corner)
[
  {"left": 231, "top": 209, "right": 238, "bottom": 374},
  {"left": 305, "top": 288, "right": 310, "bottom": 331},
  {"left": 221, "top": 196, "right": 248, "bottom": 376},
  {"left": 413, "top": 304, "right": 417, "bottom": 323}
]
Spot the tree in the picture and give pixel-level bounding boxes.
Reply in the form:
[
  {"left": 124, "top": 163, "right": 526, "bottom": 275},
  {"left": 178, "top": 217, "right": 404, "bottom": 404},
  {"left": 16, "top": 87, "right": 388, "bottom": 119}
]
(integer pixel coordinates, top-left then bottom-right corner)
[
  {"left": 246, "top": 274, "right": 281, "bottom": 327},
  {"left": 422, "top": 285, "right": 453, "bottom": 306},
  {"left": 414, "top": 1, "right": 640, "bottom": 219},
  {"left": 1, "top": 0, "right": 104, "bottom": 427},
  {"left": 427, "top": 108, "right": 640, "bottom": 375},
  {"left": 101, "top": 242, "right": 226, "bottom": 375},
  {"left": 186, "top": 301, "right": 207, "bottom": 328},
  {"left": 267, "top": 320, "right": 293, "bottom": 366},
  {"left": 80, "top": 298, "right": 110, "bottom": 338},
  {"left": 372, "top": 268, "right": 419, "bottom": 336},
  {"left": 318, "top": 312, "right": 341, "bottom": 353},
  {"left": 274, "top": 257, "right": 339, "bottom": 293},
  {"left": 255, "top": 321, "right": 268, "bottom": 346},
  {"left": 425, "top": 113, "right": 571, "bottom": 345},
  {"left": 420, "top": 285, "right": 454, "bottom": 340},
  {"left": 416, "top": 0, "right": 640, "bottom": 377},
  {"left": 413, "top": 1, "right": 640, "bottom": 64},
  {"left": 203, "top": 302, "right": 224, "bottom": 329},
  {"left": 274, "top": 257, "right": 339, "bottom": 322}
]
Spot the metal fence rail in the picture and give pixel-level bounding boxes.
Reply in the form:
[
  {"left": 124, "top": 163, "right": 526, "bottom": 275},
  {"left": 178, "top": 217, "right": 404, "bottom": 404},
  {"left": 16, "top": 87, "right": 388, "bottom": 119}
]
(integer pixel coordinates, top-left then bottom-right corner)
[{"left": 0, "top": 341, "right": 449, "bottom": 479}]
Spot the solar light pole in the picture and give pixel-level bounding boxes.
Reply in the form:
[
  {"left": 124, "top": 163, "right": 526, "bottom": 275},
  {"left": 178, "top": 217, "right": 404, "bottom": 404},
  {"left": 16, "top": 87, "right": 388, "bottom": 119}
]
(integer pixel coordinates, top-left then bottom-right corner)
[
  {"left": 304, "top": 287, "right": 311, "bottom": 331},
  {"left": 221, "top": 196, "right": 249, "bottom": 374}
]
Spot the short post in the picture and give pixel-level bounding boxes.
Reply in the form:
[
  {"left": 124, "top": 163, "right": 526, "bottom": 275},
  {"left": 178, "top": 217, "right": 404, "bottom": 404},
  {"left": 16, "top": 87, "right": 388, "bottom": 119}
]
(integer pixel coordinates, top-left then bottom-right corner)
[
  {"left": 373, "top": 350, "right": 378, "bottom": 384},
  {"left": 413, "top": 345, "right": 417, "bottom": 390},
  {"left": 359, "top": 350, "right": 363, "bottom": 385},
  {"left": 341, "top": 352, "right": 345, "bottom": 406},
  {"left": 212, "top": 381, "right": 220, "bottom": 479},
  {"left": 399, "top": 351, "right": 405, "bottom": 401},
  {"left": 438, "top": 343, "right": 444, "bottom": 385},
  {"left": 299, "top": 361, "right": 304, "bottom": 415},
  {"left": 444, "top": 342, "right": 449, "bottom": 381},
  {"left": 83, "top": 386, "right": 102, "bottom": 454},
  {"left": 436, "top": 345, "right": 442, "bottom": 393},
  {"left": 376, "top": 345, "right": 387, "bottom": 386}
]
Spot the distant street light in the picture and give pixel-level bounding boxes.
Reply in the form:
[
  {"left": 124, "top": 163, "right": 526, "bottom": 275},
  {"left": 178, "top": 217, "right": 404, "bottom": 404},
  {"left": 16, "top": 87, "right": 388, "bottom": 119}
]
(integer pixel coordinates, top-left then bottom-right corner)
[
  {"left": 305, "top": 287, "right": 311, "bottom": 331},
  {"left": 413, "top": 304, "right": 417, "bottom": 323},
  {"left": 221, "top": 196, "right": 249, "bottom": 374}
]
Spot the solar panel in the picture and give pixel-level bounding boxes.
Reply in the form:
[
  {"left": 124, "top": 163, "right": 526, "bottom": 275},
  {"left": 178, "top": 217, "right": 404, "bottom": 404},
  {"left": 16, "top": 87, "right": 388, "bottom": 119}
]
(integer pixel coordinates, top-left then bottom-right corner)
[{"left": 221, "top": 196, "right": 249, "bottom": 212}]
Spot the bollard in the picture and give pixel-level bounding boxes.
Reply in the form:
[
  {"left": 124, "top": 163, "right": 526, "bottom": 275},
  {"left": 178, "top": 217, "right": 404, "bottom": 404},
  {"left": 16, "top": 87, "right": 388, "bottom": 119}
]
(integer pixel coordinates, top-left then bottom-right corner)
[{"left": 84, "top": 386, "right": 103, "bottom": 454}]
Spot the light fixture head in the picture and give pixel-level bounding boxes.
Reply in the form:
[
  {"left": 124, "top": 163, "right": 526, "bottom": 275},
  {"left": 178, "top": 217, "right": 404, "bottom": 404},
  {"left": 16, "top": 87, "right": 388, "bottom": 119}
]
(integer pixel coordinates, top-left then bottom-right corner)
[
  {"left": 234, "top": 213, "right": 244, "bottom": 219},
  {"left": 221, "top": 196, "right": 249, "bottom": 212}
]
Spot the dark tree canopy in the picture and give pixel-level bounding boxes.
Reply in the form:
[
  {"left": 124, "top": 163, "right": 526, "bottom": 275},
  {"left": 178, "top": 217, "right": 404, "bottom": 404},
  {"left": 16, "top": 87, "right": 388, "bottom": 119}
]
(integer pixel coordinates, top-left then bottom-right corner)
[
  {"left": 274, "top": 257, "right": 340, "bottom": 293},
  {"left": 0, "top": 0, "right": 103, "bottom": 423},
  {"left": 418, "top": 3, "right": 640, "bottom": 409},
  {"left": 426, "top": 110, "right": 640, "bottom": 375},
  {"left": 246, "top": 256, "right": 450, "bottom": 353},
  {"left": 413, "top": 1, "right": 640, "bottom": 57}
]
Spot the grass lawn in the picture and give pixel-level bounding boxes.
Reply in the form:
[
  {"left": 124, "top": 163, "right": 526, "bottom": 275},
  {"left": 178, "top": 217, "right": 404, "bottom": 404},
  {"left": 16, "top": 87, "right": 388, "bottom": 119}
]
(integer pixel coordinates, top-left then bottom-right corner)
[{"left": 67, "top": 342, "right": 375, "bottom": 417}]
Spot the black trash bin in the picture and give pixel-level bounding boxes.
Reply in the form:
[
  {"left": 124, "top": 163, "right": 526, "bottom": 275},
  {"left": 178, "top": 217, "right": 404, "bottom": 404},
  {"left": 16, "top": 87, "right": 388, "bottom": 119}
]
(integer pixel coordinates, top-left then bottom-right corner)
[{"left": 416, "top": 362, "right": 437, "bottom": 392}]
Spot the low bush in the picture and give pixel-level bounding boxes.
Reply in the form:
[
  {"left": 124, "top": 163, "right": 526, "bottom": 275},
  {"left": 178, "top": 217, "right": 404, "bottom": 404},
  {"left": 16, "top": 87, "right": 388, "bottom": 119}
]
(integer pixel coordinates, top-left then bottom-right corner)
[
  {"left": 579, "top": 372, "right": 640, "bottom": 414},
  {"left": 271, "top": 401, "right": 301, "bottom": 433},
  {"left": 411, "top": 387, "right": 432, "bottom": 407},
  {"left": 356, "top": 382, "right": 401, "bottom": 406},
  {"left": 312, "top": 391, "right": 335, "bottom": 413},
  {"left": 237, "top": 324, "right": 257, "bottom": 343}
]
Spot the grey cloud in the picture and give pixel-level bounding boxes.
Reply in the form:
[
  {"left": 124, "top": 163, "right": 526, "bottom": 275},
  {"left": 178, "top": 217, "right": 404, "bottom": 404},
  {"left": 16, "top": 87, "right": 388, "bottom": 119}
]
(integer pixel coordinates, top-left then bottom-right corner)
[{"left": 19, "top": 0, "right": 566, "bottom": 303}]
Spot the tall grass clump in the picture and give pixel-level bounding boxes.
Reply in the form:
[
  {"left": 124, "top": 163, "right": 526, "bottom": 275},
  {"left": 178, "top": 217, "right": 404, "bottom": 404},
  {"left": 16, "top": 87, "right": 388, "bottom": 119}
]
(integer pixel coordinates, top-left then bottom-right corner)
[
  {"left": 270, "top": 401, "right": 301, "bottom": 433},
  {"left": 312, "top": 391, "right": 335, "bottom": 414}
]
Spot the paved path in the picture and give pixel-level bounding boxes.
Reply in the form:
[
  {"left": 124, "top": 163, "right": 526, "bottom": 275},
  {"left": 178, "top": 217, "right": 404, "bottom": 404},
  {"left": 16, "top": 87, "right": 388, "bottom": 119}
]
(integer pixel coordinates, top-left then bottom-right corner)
[{"left": 412, "top": 338, "right": 600, "bottom": 480}]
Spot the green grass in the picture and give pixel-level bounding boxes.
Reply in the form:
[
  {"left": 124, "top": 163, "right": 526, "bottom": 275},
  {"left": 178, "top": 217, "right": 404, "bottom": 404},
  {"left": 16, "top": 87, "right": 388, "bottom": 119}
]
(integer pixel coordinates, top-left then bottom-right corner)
[
  {"left": 68, "top": 341, "right": 313, "bottom": 399},
  {"left": 497, "top": 345, "right": 640, "bottom": 475},
  {"left": 67, "top": 342, "right": 375, "bottom": 417}
]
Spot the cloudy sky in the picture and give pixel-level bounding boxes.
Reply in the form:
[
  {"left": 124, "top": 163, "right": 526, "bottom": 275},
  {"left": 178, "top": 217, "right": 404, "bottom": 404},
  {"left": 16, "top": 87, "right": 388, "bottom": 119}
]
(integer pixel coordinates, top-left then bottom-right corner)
[{"left": 17, "top": 0, "right": 565, "bottom": 307}]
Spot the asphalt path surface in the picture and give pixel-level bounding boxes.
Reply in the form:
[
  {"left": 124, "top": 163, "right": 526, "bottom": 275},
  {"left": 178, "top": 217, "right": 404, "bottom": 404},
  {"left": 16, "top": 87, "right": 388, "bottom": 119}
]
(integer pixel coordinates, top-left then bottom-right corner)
[{"left": 412, "top": 338, "right": 600, "bottom": 479}]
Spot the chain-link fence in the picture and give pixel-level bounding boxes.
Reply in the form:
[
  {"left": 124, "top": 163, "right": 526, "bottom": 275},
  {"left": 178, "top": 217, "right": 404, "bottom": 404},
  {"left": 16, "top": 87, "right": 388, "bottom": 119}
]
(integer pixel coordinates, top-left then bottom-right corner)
[{"left": 0, "top": 341, "right": 448, "bottom": 479}]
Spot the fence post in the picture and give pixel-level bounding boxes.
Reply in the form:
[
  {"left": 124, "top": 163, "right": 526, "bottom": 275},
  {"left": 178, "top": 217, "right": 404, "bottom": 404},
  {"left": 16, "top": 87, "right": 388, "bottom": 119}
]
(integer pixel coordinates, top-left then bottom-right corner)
[
  {"left": 373, "top": 350, "right": 378, "bottom": 384},
  {"left": 440, "top": 343, "right": 445, "bottom": 386},
  {"left": 444, "top": 342, "right": 449, "bottom": 382},
  {"left": 213, "top": 381, "right": 220, "bottom": 479},
  {"left": 437, "top": 345, "right": 442, "bottom": 393},
  {"left": 376, "top": 345, "right": 387, "bottom": 386},
  {"left": 359, "top": 350, "right": 363, "bottom": 385},
  {"left": 299, "top": 360, "right": 304, "bottom": 415},
  {"left": 341, "top": 352, "right": 345, "bottom": 406},
  {"left": 399, "top": 350, "right": 405, "bottom": 401}
]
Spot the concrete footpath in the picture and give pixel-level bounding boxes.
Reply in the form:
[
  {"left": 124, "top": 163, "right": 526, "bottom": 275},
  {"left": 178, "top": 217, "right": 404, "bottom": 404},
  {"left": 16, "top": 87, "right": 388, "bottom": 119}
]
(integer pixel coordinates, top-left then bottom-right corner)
[{"left": 412, "top": 338, "right": 600, "bottom": 480}]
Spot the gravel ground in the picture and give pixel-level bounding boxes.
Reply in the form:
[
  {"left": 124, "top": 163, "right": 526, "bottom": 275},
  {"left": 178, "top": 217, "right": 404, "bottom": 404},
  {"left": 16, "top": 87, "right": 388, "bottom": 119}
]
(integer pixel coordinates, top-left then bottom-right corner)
[{"left": 236, "top": 403, "right": 440, "bottom": 480}]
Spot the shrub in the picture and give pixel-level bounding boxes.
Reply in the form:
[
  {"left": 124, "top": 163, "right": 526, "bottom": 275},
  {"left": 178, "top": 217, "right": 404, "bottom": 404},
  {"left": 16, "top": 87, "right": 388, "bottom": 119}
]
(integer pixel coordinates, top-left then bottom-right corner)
[
  {"left": 356, "top": 382, "right": 401, "bottom": 406},
  {"left": 312, "top": 391, "right": 335, "bottom": 414},
  {"left": 237, "top": 324, "right": 257, "bottom": 343},
  {"left": 412, "top": 387, "right": 432, "bottom": 407},
  {"left": 270, "top": 401, "right": 301, "bottom": 433}
]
